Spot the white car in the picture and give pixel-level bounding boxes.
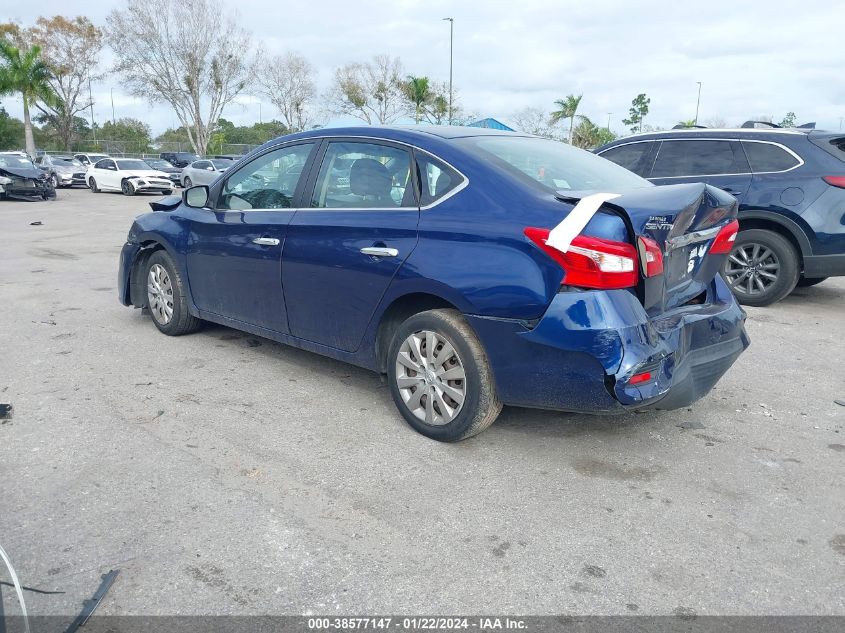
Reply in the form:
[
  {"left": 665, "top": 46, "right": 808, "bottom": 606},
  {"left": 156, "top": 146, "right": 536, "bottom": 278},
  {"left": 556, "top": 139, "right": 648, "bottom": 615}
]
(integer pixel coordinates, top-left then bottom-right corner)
[
  {"left": 86, "top": 158, "right": 174, "bottom": 196},
  {"left": 180, "top": 158, "right": 233, "bottom": 187}
]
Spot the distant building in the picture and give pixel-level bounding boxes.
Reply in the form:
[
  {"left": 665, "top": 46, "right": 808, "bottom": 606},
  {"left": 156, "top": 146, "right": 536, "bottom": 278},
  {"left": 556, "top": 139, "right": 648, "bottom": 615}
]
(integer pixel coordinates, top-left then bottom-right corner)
[{"left": 467, "top": 118, "right": 515, "bottom": 132}]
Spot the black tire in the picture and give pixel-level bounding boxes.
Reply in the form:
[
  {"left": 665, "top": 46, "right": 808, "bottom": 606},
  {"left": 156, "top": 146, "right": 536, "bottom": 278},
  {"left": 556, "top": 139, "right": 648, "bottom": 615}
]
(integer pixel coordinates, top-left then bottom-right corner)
[
  {"left": 49, "top": 174, "right": 59, "bottom": 188},
  {"left": 387, "top": 309, "right": 501, "bottom": 442},
  {"left": 144, "top": 250, "right": 202, "bottom": 336},
  {"left": 796, "top": 276, "right": 827, "bottom": 288},
  {"left": 721, "top": 229, "right": 799, "bottom": 307},
  {"left": 89, "top": 177, "right": 99, "bottom": 193},
  {"left": 183, "top": 176, "right": 192, "bottom": 188},
  {"left": 121, "top": 180, "right": 135, "bottom": 196}
]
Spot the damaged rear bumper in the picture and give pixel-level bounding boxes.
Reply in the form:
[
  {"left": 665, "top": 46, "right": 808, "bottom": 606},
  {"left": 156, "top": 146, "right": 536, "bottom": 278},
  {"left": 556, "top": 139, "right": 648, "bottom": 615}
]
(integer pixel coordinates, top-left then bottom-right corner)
[{"left": 465, "top": 275, "right": 749, "bottom": 413}]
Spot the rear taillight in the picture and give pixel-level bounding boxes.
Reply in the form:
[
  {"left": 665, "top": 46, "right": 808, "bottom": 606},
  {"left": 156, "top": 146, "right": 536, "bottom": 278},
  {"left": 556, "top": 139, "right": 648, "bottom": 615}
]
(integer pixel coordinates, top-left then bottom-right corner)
[
  {"left": 709, "top": 219, "right": 740, "bottom": 254},
  {"left": 637, "top": 236, "right": 664, "bottom": 277},
  {"left": 524, "top": 227, "right": 638, "bottom": 290},
  {"left": 823, "top": 176, "right": 845, "bottom": 189}
]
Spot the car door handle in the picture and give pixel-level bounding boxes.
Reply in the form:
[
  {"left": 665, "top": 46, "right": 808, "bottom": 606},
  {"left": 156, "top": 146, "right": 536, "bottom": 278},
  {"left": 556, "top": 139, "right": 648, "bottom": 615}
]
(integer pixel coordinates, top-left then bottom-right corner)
[
  {"left": 360, "top": 246, "right": 399, "bottom": 258},
  {"left": 721, "top": 188, "right": 743, "bottom": 196},
  {"left": 252, "top": 237, "right": 280, "bottom": 246}
]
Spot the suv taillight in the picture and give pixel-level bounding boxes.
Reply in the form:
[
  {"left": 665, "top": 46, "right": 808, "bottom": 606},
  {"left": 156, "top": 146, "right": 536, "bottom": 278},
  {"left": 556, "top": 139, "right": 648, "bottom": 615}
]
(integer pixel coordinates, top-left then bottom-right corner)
[
  {"left": 823, "top": 176, "right": 845, "bottom": 189},
  {"left": 525, "top": 227, "right": 638, "bottom": 289},
  {"left": 709, "top": 219, "right": 740, "bottom": 254}
]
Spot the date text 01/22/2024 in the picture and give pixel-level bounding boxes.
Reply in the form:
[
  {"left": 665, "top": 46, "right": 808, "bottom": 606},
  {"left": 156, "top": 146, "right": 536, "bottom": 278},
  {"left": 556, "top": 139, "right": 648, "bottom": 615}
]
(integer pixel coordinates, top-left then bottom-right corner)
[{"left": 306, "top": 617, "right": 527, "bottom": 630}]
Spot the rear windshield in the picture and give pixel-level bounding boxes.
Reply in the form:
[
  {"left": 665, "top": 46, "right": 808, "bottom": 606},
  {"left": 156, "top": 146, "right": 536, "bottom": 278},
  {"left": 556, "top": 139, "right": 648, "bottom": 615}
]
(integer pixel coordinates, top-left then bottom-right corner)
[
  {"left": 458, "top": 136, "right": 651, "bottom": 193},
  {"left": 810, "top": 134, "right": 845, "bottom": 162}
]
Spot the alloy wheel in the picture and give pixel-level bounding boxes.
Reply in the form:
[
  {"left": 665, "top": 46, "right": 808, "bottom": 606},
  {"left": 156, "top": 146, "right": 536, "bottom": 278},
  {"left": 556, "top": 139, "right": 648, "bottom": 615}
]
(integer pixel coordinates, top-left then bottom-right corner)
[
  {"left": 395, "top": 330, "right": 466, "bottom": 425},
  {"left": 724, "top": 242, "right": 780, "bottom": 296},
  {"left": 147, "top": 263, "right": 174, "bottom": 325}
]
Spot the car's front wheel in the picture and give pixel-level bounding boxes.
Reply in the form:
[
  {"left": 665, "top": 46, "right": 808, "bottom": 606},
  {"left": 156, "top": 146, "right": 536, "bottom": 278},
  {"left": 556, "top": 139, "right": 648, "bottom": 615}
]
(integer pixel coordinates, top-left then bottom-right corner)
[
  {"left": 121, "top": 180, "right": 135, "bottom": 196},
  {"left": 387, "top": 309, "right": 502, "bottom": 442},
  {"left": 144, "top": 250, "right": 202, "bottom": 336},
  {"left": 89, "top": 178, "right": 99, "bottom": 193},
  {"left": 49, "top": 174, "right": 59, "bottom": 188},
  {"left": 721, "top": 229, "right": 799, "bottom": 307},
  {"left": 183, "top": 176, "right": 192, "bottom": 188}
]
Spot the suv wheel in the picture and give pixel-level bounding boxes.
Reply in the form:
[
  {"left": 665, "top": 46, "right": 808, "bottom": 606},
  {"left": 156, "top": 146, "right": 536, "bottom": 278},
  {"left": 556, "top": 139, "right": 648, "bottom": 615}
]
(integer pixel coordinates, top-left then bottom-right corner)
[
  {"left": 387, "top": 309, "right": 502, "bottom": 442},
  {"left": 722, "top": 229, "right": 799, "bottom": 307}
]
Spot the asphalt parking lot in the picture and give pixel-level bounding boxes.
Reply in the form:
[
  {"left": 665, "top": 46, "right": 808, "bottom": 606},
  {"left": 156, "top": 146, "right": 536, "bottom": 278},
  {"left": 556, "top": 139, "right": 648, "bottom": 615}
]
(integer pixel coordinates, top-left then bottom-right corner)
[{"left": 1, "top": 187, "right": 843, "bottom": 617}]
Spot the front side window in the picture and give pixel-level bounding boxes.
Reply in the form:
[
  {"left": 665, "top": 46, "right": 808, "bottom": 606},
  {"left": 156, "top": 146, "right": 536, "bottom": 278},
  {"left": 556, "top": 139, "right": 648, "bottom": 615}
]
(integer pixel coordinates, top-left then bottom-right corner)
[
  {"left": 311, "top": 142, "right": 414, "bottom": 208},
  {"left": 218, "top": 142, "right": 315, "bottom": 210},
  {"left": 459, "top": 136, "right": 650, "bottom": 193},
  {"left": 417, "top": 154, "right": 462, "bottom": 206},
  {"left": 94, "top": 159, "right": 113, "bottom": 170},
  {"left": 651, "top": 140, "right": 746, "bottom": 178},
  {"left": 742, "top": 141, "right": 800, "bottom": 172},
  {"left": 599, "top": 142, "right": 653, "bottom": 176}
]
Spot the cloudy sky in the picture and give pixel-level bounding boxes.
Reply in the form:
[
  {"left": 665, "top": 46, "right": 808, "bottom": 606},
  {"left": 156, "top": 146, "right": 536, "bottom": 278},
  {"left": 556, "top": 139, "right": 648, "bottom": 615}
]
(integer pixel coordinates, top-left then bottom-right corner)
[{"left": 4, "top": 0, "right": 845, "bottom": 136}]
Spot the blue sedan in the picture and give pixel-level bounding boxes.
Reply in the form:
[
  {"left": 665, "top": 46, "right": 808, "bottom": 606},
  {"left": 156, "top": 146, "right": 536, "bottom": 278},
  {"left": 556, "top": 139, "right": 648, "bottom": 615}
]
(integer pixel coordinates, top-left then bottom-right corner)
[{"left": 118, "top": 126, "right": 749, "bottom": 441}]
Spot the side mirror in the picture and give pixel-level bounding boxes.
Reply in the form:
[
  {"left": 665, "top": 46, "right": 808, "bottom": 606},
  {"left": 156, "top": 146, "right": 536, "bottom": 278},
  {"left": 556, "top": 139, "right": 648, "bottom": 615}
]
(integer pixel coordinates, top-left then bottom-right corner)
[
  {"left": 206, "top": 166, "right": 214, "bottom": 171},
  {"left": 183, "top": 185, "right": 210, "bottom": 208}
]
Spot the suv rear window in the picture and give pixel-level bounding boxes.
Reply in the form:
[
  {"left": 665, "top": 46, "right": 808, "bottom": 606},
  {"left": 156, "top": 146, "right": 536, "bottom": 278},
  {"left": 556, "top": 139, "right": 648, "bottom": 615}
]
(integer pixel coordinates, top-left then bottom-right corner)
[
  {"left": 809, "top": 135, "right": 845, "bottom": 163},
  {"left": 651, "top": 140, "right": 746, "bottom": 178},
  {"left": 742, "top": 141, "right": 800, "bottom": 172}
]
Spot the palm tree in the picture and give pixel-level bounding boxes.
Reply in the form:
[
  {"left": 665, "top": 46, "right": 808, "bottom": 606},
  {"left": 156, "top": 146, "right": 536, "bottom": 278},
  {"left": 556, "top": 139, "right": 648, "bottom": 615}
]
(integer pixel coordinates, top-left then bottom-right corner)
[
  {"left": 550, "top": 94, "right": 583, "bottom": 143},
  {"left": 0, "top": 40, "right": 56, "bottom": 157},
  {"left": 402, "top": 75, "right": 432, "bottom": 124},
  {"left": 571, "top": 115, "right": 617, "bottom": 150}
]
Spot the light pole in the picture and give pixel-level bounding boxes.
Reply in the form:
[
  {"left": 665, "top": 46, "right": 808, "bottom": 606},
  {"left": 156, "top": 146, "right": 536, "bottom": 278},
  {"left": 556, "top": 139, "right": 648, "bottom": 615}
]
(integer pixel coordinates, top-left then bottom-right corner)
[
  {"left": 443, "top": 17, "right": 454, "bottom": 125},
  {"left": 110, "top": 87, "right": 115, "bottom": 126},
  {"left": 606, "top": 112, "right": 612, "bottom": 130},
  {"left": 694, "top": 81, "right": 702, "bottom": 125}
]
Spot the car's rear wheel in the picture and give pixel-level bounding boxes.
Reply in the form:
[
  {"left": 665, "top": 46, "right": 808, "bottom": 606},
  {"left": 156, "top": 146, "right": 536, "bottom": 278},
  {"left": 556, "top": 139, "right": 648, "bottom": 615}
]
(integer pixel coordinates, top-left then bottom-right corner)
[
  {"left": 183, "top": 176, "right": 192, "bottom": 188},
  {"left": 121, "top": 180, "right": 135, "bottom": 196},
  {"left": 387, "top": 309, "right": 501, "bottom": 442},
  {"left": 144, "top": 250, "right": 202, "bottom": 336},
  {"left": 796, "top": 276, "right": 827, "bottom": 288},
  {"left": 89, "top": 177, "right": 99, "bottom": 193},
  {"left": 721, "top": 229, "right": 799, "bottom": 307}
]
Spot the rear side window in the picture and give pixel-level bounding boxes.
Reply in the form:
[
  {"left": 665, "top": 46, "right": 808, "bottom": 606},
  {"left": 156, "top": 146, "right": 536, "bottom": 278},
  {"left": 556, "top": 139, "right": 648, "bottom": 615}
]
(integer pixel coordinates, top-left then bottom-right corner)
[
  {"left": 599, "top": 142, "right": 652, "bottom": 176},
  {"left": 651, "top": 140, "right": 746, "bottom": 177},
  {"left": 808, "top": 135, "right": 845, "bottom": 163},
  {"left": 417, "top": 154, "right": 462, "bottom": 206},
  {"left": 311, "top": 142, "right": 414, "bottom": 209},
  {"left": 742, "top": 141, "right": 800, "bottom": 172}
]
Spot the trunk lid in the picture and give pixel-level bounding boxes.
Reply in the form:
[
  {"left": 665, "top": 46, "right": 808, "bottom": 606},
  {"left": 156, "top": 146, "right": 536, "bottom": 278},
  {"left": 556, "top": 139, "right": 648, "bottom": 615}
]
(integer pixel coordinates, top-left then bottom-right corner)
[{"left": 557, "top": 183, "right": 738, "bottom": 313}]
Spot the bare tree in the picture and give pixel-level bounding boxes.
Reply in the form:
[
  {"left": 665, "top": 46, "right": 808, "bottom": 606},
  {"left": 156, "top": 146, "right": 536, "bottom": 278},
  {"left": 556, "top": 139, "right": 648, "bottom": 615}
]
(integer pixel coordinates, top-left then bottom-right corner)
[
  {"left": 329, "top": 54, "right": 405, "bottom": 124},
  {"left": 256, "top": 51, "right": 316, "bottom": 133},
  {"left": 510, "top": 107, "right": 558, "bottom": 139},
  {"left": 28, "top": 16, "right": 103, "bottom": 150},
  {"left": 106, "top": 0, "right": 256, "bottom": 154}
]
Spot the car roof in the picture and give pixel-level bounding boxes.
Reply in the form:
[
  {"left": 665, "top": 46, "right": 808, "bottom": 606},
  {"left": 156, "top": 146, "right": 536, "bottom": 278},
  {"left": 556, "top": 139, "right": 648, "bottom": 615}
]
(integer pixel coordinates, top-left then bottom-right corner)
[
  {"left": 605, "top": 127, "right": 830, "bottom": 143},
  {"left": 272, "top": 125, "right": 529, "bottom": 145}
]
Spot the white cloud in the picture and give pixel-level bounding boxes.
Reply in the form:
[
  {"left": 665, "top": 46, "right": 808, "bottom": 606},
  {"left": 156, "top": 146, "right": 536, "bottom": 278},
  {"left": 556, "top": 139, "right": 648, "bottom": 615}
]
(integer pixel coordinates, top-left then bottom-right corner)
[{"left": 3, "top": 0, "right": 844, "bottom": 136}]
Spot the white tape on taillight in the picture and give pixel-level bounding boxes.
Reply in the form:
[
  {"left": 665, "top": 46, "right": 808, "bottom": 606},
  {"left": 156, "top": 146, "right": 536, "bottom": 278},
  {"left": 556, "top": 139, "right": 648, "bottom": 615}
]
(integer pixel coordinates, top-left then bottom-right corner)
[{"left": 545, "top": 192, "right": 621, "bottom": 254}]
